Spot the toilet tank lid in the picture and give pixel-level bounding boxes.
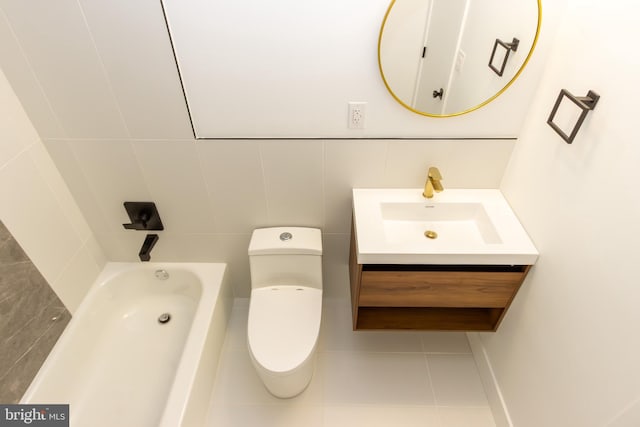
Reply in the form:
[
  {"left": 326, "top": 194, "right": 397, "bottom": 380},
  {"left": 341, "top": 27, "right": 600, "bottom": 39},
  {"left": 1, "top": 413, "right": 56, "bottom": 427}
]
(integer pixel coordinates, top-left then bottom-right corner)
[{"left": 249, "top": 227, "right": 322, "bottom": 255}]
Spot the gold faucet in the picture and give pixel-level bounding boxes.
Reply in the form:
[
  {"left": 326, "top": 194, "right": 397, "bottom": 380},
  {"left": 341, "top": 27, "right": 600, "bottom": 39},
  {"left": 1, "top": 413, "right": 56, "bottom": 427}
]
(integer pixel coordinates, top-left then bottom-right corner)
[{"left": 423, "top": 167, "right": 444, "bottom": 198}]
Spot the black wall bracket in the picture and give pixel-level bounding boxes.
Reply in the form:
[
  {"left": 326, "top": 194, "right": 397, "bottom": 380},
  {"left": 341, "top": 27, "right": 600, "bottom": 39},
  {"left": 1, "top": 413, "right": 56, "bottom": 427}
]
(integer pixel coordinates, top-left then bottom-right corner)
[{"left": 122, "top": 202, "right": 164, "bottom": 231}]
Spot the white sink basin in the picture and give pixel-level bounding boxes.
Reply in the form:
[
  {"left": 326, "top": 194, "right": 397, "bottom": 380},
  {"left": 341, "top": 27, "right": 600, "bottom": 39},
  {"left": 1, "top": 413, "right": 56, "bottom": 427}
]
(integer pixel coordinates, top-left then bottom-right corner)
[{"left": 352, "top": 189, "right": 538, "bottom": 265}]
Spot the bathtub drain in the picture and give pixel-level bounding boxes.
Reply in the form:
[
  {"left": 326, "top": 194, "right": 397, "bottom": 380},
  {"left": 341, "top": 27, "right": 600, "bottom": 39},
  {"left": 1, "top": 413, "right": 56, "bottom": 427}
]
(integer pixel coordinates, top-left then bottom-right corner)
[
  {"left": 155, "top": 269, "right": 169, "bottom": 280},
  {"left": 158, "top": 313, "right": 171, "bottom": 324}
]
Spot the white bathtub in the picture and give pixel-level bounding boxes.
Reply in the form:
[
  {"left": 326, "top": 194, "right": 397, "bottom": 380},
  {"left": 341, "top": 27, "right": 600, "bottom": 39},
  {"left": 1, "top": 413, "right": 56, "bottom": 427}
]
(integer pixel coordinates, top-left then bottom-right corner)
[{"left": 21, "top": 262, "right": 232, "bottom": 427}]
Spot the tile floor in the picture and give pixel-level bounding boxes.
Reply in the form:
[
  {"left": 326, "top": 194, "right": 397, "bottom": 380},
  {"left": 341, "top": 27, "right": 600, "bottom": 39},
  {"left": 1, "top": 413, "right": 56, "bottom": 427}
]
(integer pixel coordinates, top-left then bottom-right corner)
[{"left": 205, "top": 298, "right": 496, "bottom": 427}]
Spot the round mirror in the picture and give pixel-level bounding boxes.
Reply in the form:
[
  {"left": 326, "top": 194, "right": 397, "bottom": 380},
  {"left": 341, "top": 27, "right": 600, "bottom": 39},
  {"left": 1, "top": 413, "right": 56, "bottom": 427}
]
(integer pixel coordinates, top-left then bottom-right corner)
[{"left": 378, "top": 0, "right": 541, "bottom": 117}]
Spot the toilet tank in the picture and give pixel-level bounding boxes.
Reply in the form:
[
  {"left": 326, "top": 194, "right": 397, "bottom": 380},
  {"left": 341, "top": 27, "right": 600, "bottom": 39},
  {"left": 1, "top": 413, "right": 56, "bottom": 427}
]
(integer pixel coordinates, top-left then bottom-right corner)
[{"left": 249, "top": 227, "right": 323, "bottom": 290}]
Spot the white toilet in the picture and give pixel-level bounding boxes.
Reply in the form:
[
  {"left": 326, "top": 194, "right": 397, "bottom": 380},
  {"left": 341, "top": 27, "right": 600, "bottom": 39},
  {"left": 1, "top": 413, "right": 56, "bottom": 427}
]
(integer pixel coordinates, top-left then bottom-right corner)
[{"left": 247, "top": 227, "right": 323, "bottom": 398}]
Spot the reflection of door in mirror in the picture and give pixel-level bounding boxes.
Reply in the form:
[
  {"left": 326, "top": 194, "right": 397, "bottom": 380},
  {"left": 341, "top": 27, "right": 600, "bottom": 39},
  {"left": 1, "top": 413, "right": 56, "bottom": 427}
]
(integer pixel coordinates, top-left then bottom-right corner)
[
  {"left": 379, "top": 0, "right": 539, "bottom": 117},
  {"left": 415, "top": 0, "right": 468, "bottom": 114}
]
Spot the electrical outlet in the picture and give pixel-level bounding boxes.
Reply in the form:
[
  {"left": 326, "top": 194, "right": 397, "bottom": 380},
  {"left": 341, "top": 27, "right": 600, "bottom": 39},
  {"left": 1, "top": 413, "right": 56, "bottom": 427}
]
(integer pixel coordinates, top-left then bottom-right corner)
[{"left": 348, "top": 102, "right": 366, "bottom": 129}]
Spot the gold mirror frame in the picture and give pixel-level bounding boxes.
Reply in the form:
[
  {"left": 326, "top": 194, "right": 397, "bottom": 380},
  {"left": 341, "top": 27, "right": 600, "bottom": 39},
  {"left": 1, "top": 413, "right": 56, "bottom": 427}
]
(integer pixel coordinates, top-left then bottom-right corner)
[{"left": 378, "top": 0, "right": 542, "bottom": 118}]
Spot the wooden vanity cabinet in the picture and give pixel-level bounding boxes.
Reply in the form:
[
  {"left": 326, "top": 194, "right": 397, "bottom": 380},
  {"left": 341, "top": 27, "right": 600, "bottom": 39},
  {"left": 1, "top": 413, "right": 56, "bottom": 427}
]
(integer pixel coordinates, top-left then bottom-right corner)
[{"left": 349, "top": 228, "right": 531, "bottom": 331}]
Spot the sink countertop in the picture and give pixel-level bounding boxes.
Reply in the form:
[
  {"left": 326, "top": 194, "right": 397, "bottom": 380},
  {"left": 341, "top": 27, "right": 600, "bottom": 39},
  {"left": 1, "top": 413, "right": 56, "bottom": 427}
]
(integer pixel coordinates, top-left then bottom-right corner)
[{"left": 352, "top": 188, "right": 539, "bottom": 265}]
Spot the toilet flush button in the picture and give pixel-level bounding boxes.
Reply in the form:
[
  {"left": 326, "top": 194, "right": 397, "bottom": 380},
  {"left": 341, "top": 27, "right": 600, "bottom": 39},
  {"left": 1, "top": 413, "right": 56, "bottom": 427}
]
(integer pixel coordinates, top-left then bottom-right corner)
[{"left": 279, "top": 232, "right": 293, "bottom": 241}]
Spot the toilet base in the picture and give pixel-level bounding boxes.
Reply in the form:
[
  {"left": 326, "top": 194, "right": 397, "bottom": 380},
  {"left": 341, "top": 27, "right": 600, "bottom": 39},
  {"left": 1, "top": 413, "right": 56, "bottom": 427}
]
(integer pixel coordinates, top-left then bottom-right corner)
[{"left": 249, "top": 350, "right": 316, "bottom": 398}]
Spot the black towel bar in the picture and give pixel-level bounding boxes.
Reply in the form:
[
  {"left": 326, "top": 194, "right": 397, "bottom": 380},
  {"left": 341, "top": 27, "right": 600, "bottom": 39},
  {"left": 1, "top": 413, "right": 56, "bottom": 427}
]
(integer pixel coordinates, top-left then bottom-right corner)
[
  {"left": 489, "top": 38, "right": 520, "bottom": 77},
  {"left": 547, "top": 89, "right": 600, "bottom": 144}
]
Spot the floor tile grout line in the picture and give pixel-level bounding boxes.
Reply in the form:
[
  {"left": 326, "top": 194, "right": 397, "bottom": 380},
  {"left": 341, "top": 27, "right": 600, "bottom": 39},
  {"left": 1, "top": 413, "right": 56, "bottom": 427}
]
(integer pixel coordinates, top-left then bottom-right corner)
[{"left": 424, "top": 352, "right": 440, "bottom": 408}]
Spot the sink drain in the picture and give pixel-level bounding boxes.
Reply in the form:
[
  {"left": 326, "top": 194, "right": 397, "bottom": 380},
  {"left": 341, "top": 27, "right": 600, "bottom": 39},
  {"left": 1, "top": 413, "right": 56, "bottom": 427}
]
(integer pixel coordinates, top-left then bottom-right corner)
[
  {"left": 158, "top": 313, "right": 171, "bottom": 324},
  {"left": 424, "top": 230, "right": 438, "bottom": 239}
]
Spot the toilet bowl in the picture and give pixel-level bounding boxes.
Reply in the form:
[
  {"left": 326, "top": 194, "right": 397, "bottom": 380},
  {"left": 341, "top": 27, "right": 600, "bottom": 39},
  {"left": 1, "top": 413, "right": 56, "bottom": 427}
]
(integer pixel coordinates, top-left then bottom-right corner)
[{"left": 247, "top": 227, "right": 323, "bottom": 398}]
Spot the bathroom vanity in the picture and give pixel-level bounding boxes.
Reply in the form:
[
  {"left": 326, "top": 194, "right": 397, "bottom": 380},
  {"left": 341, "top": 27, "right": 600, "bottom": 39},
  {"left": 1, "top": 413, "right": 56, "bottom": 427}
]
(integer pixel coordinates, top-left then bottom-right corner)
[{"left": 349, "top": 189, "right": 538, "bottom": 331}]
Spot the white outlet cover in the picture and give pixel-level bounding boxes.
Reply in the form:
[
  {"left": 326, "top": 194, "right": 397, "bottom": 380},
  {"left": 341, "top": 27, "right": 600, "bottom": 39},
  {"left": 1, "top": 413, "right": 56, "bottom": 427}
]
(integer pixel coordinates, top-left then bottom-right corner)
[{"left": 348, "top": 102, "right": 367, "bottom": 129}]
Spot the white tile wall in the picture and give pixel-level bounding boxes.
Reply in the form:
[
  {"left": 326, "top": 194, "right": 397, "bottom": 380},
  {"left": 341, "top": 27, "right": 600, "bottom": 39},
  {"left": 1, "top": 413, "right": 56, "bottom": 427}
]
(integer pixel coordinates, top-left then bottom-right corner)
[
  {"left": 37, "top": 137, "right": 514, "bottom": 298},
  {"left": 27, "top": 143, "right": 92, "bottom": 242},
  {"left": 0, "top": 0, "right": 129, "bottom": 139},
  {"left": 384, "top": 140, "right": 514, "bottom": 188},
  {"left": 207, "top": 298, "right": 496, "bottom": 427},
  {"left": 0, "top": 153, "right": 84, "bottom": 282},
  {"left": 0, "top": 8, "right": 65, "bottom": 139},
  {"left": 0, "top": 69, "right": 105, "bottom": 312},
  {"left": 69, "top": 140, "right": 152, "bottom": 233},
  {"left": 132, "top": 141, "right": 216, "bottom": 234},
  {"left": 77, "top": 0, "right": 193, "bottom": 140},
  {"left": 52, "top": 247, "right": 101, "bottom": 312},
  {"left": 0, "top": 61, "right": 38, "bottom": 162},
  {"left": 196, "top": 141, "right": 268, "bottom": 234},
  {"left": 323, "top": 140, "right": 388, "bottom": 234},
  {"left": 93, "top": 231, "right": 152, "bottom": 263},
  {"left": 42, "top": 139, "right": 111, "bottom": 233},
  {"left": 259, "top": 140, "right": 325, "bottom": 227},
  {"left": 320, "top": 234, "right": 351, "bottom": 299},
  {"left": 0, "top": 0, "right": 192, "bottom": 140}
]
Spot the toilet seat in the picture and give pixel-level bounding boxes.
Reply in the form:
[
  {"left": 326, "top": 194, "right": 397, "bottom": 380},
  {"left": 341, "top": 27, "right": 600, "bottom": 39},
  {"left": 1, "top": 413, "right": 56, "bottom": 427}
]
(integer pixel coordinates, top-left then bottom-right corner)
[{"left": 248, "top": 285, "right": 322, "bottom": 374}]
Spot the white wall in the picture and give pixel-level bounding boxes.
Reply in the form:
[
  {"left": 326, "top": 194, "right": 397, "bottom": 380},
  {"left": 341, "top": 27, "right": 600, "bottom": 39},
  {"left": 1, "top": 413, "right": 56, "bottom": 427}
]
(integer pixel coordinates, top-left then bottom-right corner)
[
  {"left": 0, "top": 0, "right": 523, "bottom": 298},
  {"left": 0, "top": 69, "right": 105, "bottom": 312},
  {"left": 47, "top": 138, "right": 515, "bottom": 299},
  {"left": 478, "top": 0, "right": 640, "bottom": 425}
]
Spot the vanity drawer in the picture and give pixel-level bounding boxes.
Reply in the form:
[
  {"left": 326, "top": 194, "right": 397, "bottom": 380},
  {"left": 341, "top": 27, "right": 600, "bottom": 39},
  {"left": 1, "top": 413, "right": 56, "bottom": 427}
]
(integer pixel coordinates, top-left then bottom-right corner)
[{"left": 359, "top": 270, "right": 524, "bottom": 308}]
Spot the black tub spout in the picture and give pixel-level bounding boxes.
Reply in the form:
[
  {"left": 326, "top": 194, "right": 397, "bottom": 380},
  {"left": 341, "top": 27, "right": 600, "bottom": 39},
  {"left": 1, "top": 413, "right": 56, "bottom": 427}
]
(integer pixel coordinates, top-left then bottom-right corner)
[{"left": 139, "top": 234, "right": 159, "bottom": 262}]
